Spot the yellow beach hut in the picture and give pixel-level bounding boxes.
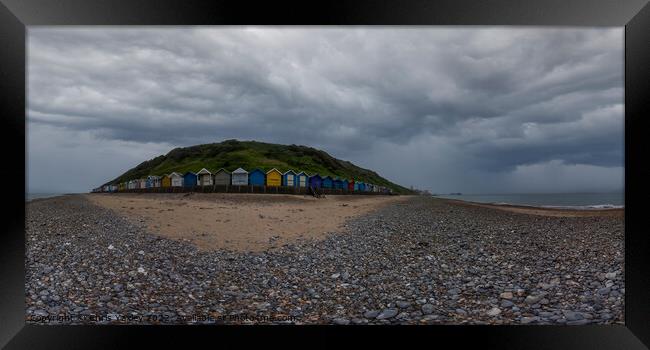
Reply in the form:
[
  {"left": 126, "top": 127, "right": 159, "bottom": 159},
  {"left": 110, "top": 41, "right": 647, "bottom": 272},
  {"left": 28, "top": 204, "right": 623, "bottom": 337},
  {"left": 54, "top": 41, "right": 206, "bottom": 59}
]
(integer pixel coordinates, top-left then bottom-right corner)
[
  {"left": 161, "top": 174, "right": 171, "bottom": 187},
  {"left": 266, "top": 168, "right": 282, "bottom": 187}
]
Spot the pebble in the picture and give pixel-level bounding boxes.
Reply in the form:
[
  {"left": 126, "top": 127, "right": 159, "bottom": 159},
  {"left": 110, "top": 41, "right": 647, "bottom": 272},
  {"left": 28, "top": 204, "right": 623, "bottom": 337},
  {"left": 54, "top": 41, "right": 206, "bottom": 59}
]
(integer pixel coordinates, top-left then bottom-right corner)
[
  {"left": 486, "top": 307, "right": 501, "bottom": 317},
  {"left": 332, "top": 318, "right": 350, "bottom": 325},
  {"left": 364, "top": 310, "right": 380, "bottom": 319},
  {"left": 421, "top": 304, "right": 435, "bottom": 315},
  {"left": 525, "top": 295, "right": 543, "bottom": 305},
  {"left": 500, "top": 292, "right": 513, "bottom": 300},
  {"left": 396, "top": 301, "right": 411, "bottom": 309},
  {"left": 564, "top": 311, "right": 583, "bottom": 321},
  {"left": 597, "top": 287, "right": 611, "bottom": 295},
  {"left": 376, "top": 309, "right": 399, "bottom": 320},
  {"left": 520, "top": 316, "right": 538, "bottom": 324},
  {"left": 33, "top": 309, "right": 48, "bottom": 317}
]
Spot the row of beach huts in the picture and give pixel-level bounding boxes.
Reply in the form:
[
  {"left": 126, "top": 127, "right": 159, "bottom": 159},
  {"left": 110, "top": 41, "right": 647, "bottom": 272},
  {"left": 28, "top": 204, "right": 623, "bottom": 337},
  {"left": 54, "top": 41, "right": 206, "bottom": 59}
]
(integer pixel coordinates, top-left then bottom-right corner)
[{"left": 92, "top": 168, "right": 393, "bottom": 195}]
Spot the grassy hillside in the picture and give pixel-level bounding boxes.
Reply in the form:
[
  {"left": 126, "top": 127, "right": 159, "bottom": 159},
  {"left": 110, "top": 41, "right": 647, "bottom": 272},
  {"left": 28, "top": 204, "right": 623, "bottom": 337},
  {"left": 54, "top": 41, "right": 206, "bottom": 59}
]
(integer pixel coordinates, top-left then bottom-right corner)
[{"left": 104, "top": 139, "right": 414, "bottom": 194}]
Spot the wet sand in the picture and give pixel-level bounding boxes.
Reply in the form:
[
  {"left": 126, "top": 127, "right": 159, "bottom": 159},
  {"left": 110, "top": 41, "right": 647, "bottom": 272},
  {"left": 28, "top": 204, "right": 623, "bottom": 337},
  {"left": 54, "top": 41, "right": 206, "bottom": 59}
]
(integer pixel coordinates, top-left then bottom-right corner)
[
  {"left": 438, "top": 197, "right": 623, "bottom": 218},
  {"left": 86, "top": 193, "right": 409, "bottom": 252}
]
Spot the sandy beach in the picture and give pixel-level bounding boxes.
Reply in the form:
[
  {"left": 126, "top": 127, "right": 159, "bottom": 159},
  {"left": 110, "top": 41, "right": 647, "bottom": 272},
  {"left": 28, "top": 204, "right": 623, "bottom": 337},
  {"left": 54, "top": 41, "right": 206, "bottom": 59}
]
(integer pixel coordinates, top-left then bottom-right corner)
[{"left": 86, "top": 193, "right": 408, "bottom": 252}]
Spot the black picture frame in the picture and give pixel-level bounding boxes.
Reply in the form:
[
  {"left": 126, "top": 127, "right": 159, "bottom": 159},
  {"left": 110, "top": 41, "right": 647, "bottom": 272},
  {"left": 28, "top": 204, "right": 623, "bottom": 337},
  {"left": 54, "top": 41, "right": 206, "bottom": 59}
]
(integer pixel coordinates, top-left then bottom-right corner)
[{"left": 1, "top": 0, "right": 649, "bottom": 348}]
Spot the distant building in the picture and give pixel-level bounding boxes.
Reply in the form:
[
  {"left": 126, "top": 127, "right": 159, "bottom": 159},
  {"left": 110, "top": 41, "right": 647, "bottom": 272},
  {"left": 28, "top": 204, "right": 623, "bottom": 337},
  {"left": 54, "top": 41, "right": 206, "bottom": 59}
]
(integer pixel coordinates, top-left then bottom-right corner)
[
  {"left": 266, "top": 168, "right": 282, "bottom": 187},
  {"left": 169, "top": 172, "right": 184, "bottom": 187},
  {"left": 213, "top": 168, "right": 231, "bottom": 186},
  {"left": 282, "top": 170, "right": 298, "bottom": 187},
  {"left": 183, "top": 172, "right": 198, "bottom": 188},
  {"left": 309, "top": 174, "right": 322, "bottom": 188},
  {"left": 196, "top": 168, "right": 213, "bottom": 186},
  {"left": 322, "top": 176, "right": 333, "bottom": 189},
  {"left": 161, "top": 174, "right": 171, "bottom": 188},
  {"left": 147, "top": 175, "right": 161, "bottom": 188},
  {"left": 296, "top": 172, "right": 309, "bottom": 187},
  {"left": 249, "top": 169, "right": 266, "bottom": 186},
  {"left": 231, "top": 168, "right": 248, "bottom": 185}
]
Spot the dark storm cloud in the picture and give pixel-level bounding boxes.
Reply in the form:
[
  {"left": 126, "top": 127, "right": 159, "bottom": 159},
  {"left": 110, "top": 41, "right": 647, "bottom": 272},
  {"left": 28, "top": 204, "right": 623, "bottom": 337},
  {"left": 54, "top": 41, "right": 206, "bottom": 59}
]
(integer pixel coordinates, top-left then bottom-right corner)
[{"left": 27, "top": 27, "right": 623, "bottom": 193}]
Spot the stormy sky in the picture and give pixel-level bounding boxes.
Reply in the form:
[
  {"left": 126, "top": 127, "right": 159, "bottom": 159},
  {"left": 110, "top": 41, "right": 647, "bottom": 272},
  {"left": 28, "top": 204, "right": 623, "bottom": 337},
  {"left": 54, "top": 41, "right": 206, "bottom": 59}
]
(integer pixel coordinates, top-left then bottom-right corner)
[{"left": 27, "top": 27, "right": 624, "bottom": 194}]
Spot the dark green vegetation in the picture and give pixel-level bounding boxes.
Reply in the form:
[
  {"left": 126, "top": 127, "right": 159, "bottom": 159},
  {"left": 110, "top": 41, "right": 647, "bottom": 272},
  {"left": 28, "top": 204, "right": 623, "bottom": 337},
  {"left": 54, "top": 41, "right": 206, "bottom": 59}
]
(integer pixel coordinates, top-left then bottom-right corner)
[{"left": 105, "top": 140, "right": 414, "bottom": 194}]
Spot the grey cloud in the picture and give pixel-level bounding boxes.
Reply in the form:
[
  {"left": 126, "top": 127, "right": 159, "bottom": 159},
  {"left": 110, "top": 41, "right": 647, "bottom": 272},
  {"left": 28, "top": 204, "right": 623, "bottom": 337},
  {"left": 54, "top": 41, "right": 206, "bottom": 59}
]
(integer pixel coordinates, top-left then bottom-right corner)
[{"left": 27, "top": 27, "right": 623, "bottom": 193}]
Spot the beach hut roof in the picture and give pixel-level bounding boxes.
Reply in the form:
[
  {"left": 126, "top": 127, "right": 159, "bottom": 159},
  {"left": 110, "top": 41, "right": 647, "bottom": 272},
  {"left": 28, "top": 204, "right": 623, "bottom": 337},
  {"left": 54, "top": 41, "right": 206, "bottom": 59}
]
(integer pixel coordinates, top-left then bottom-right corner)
[
  {"left": 183, "top": 171, "right": 197, "bottom": 176},
  {"left": 296, "top": 171, "right": 308, "bottom": 176},
  {"left": 283, "top": 169, "right": 297, "bottom": 175},
  {"left": 232, "top": 167, "right": 248, "bottom": 174},
  {"left": 250, "top": 168, "right": 265, "bottom": 174},
  {"left": 215, "top": 168, "right": 231, "bottom": 174},
  {"left": 196, "top": 168, "right": 212, "bottom": 175},
  {"left": 266, "top": 168, "right": 282, "bottom": 175},
  {"left": 148, "top": 175, "right": 161, "bottom": 179},
  {"left": 169, "top": 172, "right": 183, "bottom": 178}
]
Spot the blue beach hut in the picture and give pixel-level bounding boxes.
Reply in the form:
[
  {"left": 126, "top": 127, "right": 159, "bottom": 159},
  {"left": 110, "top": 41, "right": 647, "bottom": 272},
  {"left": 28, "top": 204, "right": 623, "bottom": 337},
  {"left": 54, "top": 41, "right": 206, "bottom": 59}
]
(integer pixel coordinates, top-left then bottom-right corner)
[
  {"left": 249, "top": 169, "right": 266, "bottom": 186},
  {"left": 357, "top": 182, "right": 365, "bottom": 192},
  {"left": 183, "top": 172, "right": 198, "bottom": 188},
  {"left": 333, "top": 178, "right": 343, "bottom": 189},
  {"left": 322, "top": 176, "right": 333, "bottom": 189},
  {"left": 342, "top": 179, "right": 349, "bottom": 190},
  {"left": 282, "top": 170, "right": 298, "bottom": 187},
  {"left": 309, "top": 174, "right": 322, "bottom": 188}
]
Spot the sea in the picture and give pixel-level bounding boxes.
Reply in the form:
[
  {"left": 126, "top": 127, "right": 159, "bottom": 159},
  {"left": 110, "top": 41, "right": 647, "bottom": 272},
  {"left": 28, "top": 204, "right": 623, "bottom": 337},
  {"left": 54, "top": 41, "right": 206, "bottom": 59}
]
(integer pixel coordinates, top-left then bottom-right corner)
[
  {"left": 26, "top": 193, "right": 68, "bottom": 202},
  {"left": 431, "top": 192, "right": 624, "bottom": 209}
]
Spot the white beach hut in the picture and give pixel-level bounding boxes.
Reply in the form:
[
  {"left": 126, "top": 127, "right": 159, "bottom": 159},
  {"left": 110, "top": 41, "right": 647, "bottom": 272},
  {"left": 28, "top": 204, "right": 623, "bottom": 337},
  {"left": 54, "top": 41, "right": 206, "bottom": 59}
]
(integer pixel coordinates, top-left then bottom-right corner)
[
  {"left": 231, "top": 168, "right": 249, "bottom": 185},
  {"left": 169, "top": 172, "right": 184, "bottom": 187},
  {"left": 197, "top": 168, "right": 213, "bottom": 186}
]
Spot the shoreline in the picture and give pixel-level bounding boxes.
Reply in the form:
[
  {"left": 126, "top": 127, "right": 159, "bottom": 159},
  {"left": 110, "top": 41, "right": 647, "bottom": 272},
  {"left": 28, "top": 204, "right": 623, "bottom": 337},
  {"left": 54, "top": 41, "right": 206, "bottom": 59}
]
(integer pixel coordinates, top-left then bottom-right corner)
[{"left": 433, "top": 197, "right": 623, "bottom": 217}]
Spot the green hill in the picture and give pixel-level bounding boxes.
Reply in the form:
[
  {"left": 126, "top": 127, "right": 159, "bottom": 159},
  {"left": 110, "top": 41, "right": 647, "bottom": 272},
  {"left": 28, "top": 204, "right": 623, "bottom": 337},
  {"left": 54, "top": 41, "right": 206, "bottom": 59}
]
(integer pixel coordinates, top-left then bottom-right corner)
[{"left": 104, "top": 139, "right": 414, "bottom": 194}]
